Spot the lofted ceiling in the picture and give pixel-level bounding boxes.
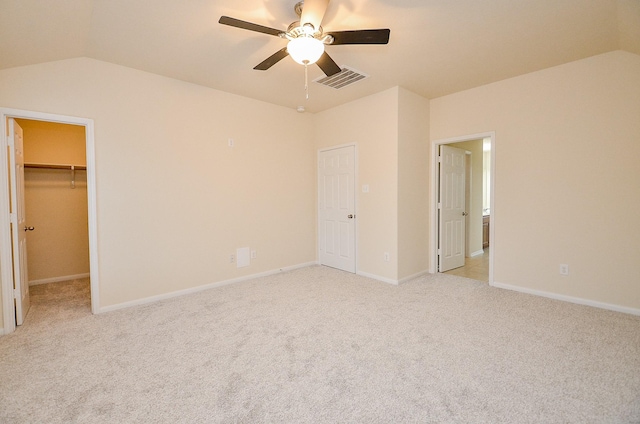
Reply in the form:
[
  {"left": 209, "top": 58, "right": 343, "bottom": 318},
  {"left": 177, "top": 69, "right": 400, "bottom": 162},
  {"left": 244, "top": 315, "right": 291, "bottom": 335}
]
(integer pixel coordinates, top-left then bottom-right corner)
[{"left": 0, "top": 0, "right": 638, "bottom": 113}]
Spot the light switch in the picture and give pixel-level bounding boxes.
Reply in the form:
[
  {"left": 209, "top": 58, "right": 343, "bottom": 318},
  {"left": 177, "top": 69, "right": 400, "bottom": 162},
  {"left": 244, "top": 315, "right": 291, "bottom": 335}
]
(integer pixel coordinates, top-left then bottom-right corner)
[{"left": 362, "top": 184, "right": 370, "bottom": 193}]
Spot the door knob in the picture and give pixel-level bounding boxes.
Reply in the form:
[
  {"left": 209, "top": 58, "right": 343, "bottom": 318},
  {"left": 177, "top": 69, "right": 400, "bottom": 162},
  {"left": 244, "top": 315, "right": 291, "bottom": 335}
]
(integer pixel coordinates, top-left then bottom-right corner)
[
  {"left": 347, "top": 214, "right": 354, "bottom": 219},
  {"left": 24, "top": 226, "right": 35, "bottom": 232},
  {"left": 462, "top": 212, "right": 468, "bottom": 216}
]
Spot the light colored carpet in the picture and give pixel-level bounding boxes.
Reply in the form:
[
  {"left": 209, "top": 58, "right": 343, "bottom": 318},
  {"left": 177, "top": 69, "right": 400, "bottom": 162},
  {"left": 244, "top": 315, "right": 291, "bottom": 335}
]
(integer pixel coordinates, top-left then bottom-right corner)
[{"left": 1, "top": 267, "right": 639, "bottom": 423}]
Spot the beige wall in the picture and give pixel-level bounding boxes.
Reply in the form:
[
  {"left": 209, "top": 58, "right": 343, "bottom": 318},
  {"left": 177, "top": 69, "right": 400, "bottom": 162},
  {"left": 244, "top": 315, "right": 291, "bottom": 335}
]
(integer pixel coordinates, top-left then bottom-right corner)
[
  {"left": 17, "top": 119, "right": 90, "bottom": 283},
  {"left": 314, "top": 86, "right": 431, "bottom": 282},
  {"left": 314, "top": 88, "right": 399, "bottom": 281},
  {"left": 2, "top": 49, "right": 636, "bottom": 328},
  {"left": 430, "top": 50, "right": 640, "bottom": 309},
  {"left": 18, "top": 119, "right": 86, "bottom": 165},
  {"left": 450, "top": 139, "right": 484, "bottom": 256},
  {"left": 397, "top": 87, "right": 430, "bottom": 280},
  {"left": 0, "top": 58, "right": 316, "bottom": 309}
]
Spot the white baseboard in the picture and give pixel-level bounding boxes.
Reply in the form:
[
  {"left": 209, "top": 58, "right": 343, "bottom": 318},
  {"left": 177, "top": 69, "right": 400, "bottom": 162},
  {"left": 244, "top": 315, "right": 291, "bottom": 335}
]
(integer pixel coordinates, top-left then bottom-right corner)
[
  {"left": 29, "top": 273, "right": 91, "bottom": 286},
  {"left": 491, "top": 281, "right": 640, "bottom": 316},
  {"left": 356, "top": 271, "right": 399, "bottom": 285},
  {"left": 469, "top": 249, "right": 485, "bottom": 257},
  {"left": 398, "top": 270, "right": 431, "bottom": 284},
  {"left": 356, "top": 269, "right": 431, "bottom": 285},
  {"left": 98, "top": 262, "right": 317, "bottom": 314}
]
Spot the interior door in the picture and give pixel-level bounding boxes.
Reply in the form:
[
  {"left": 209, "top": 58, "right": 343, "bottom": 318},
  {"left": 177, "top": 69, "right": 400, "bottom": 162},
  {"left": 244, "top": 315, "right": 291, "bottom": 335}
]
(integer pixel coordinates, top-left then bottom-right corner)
[
  {"left": 8, "top": 118, "right": 30, "bottom": 325},
  {"left": 438, "top": 144, "right": 466, "bottom": 272},
  {"left": 318, "top": 146, "right": 356, "bottom": 272}
]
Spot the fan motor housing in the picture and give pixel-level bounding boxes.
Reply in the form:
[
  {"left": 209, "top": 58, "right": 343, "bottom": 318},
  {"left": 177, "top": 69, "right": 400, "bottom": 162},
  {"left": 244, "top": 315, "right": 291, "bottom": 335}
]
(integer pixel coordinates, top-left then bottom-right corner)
[{"left": 286, "top": 21, "right": 322, "bottom": 38}]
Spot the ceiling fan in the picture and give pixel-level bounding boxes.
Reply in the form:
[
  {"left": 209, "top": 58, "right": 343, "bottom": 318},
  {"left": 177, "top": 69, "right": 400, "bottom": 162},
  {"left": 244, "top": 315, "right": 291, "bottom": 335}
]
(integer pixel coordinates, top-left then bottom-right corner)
[{"left": 219, "top": 0, "right": 390, "bottom": 78}]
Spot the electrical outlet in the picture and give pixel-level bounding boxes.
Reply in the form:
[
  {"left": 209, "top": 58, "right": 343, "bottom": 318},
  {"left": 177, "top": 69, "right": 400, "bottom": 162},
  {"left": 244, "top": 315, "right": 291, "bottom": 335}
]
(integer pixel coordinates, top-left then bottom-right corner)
[
  {"left": 560, "top": 264, "right": 569, "bottom": 275},
  {"left": 228, "top": 138, "right": 234, "bottom": 147},
  {"left": 230, "top": 254, "right": 235, "bottom": 263},
  {"left": 384, "top": 252, "right": 390, "bottom": 262},
  {"left": 251, "top": 250, "right": 257, "bottom": 259}
]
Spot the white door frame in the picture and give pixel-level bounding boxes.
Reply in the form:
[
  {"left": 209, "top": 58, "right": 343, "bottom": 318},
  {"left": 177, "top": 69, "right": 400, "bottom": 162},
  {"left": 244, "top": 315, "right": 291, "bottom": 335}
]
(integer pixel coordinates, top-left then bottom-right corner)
[
  {"left": 1, "top": 108, "right": 99, "bottom": 334},
  {"left": 430, "top": 132, "right": 495, "bottom": 283},
  {"left": 317, "top": 143, "right": 358, "bottom": 273}
]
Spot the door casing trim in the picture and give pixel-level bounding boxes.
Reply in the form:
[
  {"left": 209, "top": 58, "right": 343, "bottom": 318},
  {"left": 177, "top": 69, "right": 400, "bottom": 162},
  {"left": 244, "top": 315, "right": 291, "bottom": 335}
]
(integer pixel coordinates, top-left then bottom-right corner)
[
  {"left": 430, "top": 132, "right": 495, "bottom": 284},
  {"left": 0, "top": 108, "right": 99, "bottom": 335}
]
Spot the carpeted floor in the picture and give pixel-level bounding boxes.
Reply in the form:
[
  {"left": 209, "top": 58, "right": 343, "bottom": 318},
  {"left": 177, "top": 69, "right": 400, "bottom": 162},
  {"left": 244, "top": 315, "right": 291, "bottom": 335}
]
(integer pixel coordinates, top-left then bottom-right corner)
[{"left": 1, "top": 267, "right": 639, "bottom": 423}]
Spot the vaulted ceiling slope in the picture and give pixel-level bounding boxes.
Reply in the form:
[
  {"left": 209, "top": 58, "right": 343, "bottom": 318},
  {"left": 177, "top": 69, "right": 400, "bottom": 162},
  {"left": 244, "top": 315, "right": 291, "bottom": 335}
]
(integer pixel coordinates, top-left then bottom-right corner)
[{"left": 1, "top": 0, "right": 638, "bottom": 112}]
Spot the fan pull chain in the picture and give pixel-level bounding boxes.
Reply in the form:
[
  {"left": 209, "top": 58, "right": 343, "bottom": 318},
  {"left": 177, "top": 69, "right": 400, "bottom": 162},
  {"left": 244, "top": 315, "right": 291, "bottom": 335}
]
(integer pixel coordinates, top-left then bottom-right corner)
[{"left": 304, "top": 62, "right": 309, "bottom": 100}]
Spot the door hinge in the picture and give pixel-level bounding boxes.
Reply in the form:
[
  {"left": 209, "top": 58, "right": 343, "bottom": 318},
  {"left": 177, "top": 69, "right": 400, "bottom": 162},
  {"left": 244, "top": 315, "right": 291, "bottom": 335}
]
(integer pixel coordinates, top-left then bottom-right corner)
[
  {"left": 437, "top": 202, "right": 442, "bottom": 209},
  {"left": 437, "top": 248, "right": 442, "bottom": 256},
  {"left": 14, "top": 288, "right": 19, "bottom": 299},
  {"left": 9, "top": 212, "right": 17, "bottom": 224}
]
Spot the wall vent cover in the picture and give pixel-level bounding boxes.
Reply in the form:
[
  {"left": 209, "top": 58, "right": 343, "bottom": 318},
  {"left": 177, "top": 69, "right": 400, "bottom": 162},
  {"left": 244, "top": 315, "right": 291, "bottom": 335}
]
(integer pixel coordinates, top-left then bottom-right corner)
[{"left": 314, "top": 66, "right": 369, "bottom": 89}]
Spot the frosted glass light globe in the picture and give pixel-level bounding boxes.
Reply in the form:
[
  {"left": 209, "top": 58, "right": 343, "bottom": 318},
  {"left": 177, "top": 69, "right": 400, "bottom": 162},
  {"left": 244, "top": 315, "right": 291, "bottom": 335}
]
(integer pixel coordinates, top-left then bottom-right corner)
[{"left": 287, "top": 37, "right": 324, "bottom": 65}]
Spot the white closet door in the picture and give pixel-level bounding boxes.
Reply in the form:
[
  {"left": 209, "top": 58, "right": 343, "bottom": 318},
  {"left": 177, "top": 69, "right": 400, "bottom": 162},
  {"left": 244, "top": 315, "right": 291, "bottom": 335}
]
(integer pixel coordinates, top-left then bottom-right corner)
[
  {"left": 318, "top": 146, "right": 356, "bottom": 273},
  {"left": 8, "top": 118, "right": 31, "bottom": 325}
]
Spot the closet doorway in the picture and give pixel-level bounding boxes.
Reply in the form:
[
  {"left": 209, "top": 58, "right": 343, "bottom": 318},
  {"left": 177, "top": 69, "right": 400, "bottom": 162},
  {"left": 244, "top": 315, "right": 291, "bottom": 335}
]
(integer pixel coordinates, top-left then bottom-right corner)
[
  {"left": 1, "top": 109, "right": 99, "bottom": 335},
  {"left": 18, "top": 119, "right": 90, "bottom": 303}
]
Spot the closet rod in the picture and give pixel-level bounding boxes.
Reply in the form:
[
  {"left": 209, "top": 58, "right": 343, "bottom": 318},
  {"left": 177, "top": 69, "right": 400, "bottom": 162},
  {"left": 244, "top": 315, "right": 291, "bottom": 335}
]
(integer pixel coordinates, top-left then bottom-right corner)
[{"left": 24, "top": 163, "right": 87, "bottom": 171}]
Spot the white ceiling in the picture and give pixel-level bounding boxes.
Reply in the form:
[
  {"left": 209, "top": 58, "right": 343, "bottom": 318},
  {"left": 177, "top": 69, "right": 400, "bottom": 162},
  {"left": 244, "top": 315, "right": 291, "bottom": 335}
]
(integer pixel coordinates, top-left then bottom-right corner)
[{"left": 1, "top": 0, "right": 638, "bottom": 113}]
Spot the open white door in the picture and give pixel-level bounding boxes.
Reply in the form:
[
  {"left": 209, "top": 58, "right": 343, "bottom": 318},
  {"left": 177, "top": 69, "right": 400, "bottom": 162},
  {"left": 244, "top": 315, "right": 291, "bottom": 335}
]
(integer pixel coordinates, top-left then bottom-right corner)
[
  {"left": 8, "top": 118, "right": 31, "bottom": 325},
  {"left": 438, "top": 144, "right": 466, "bottom": 272},
  {"left": 318, "top": 145, "right": 356, "bottom": 272}
]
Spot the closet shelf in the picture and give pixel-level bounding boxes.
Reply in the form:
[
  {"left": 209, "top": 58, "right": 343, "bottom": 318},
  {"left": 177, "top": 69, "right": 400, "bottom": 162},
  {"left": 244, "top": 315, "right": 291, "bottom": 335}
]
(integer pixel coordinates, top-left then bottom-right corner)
[
  {"left": 24, "top": 163, "right": 86, "bottom": 189},
  {"left": 24, "top": 163, "right": 86, "bottom": 170}
]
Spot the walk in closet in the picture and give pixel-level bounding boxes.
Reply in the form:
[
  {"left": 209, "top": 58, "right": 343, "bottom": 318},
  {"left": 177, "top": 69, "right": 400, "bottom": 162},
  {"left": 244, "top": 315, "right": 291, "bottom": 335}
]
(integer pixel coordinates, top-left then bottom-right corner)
[{"left": 17, "top": 119, "right": 90, "bottom": 286}]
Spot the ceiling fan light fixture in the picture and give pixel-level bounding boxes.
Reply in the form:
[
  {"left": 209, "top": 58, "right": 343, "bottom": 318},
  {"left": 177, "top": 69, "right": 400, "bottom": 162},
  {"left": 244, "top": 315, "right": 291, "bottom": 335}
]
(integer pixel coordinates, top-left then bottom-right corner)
[{"left": 287, "top": 36, "right": 324, "bottom": 65}]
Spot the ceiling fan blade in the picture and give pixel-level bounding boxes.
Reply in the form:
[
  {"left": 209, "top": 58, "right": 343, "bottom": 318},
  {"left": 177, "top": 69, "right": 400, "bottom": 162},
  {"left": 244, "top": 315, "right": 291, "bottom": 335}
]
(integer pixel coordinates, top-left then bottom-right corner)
[
  {"left": 254, "top": 48, "right": 290, "bottom": 71},
  {"left": 219, "top": 16, "right": 284, "bottom": 37},
  {"left": 327, "top": 29, "right": 390, "bottom": 45},
  {"left": 300, "top": 0, "right": 330, "bottom": 30},
  {"left": 316, "top": 51, "right": 341, "bottom": 77}
]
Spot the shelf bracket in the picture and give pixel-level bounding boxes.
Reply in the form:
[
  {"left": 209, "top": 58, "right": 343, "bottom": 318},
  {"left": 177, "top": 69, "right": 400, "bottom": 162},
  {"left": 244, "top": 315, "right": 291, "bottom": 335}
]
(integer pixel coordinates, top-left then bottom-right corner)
[{"left": 70, "top": 165, "right": 75, "bottom": 189}]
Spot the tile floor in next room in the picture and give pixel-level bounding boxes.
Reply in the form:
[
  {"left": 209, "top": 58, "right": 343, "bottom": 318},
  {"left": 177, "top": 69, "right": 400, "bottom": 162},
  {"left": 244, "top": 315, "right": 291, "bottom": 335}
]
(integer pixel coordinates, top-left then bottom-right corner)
[{"left": 443, "top": 247, "right": 490, "bottom": 282}]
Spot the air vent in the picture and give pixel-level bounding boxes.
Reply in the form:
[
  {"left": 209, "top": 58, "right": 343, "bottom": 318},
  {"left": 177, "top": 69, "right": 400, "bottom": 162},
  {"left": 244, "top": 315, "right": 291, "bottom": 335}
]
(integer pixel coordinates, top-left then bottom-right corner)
[{"left": 314, "top": 67, "right": 369, "bottom": 89}]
